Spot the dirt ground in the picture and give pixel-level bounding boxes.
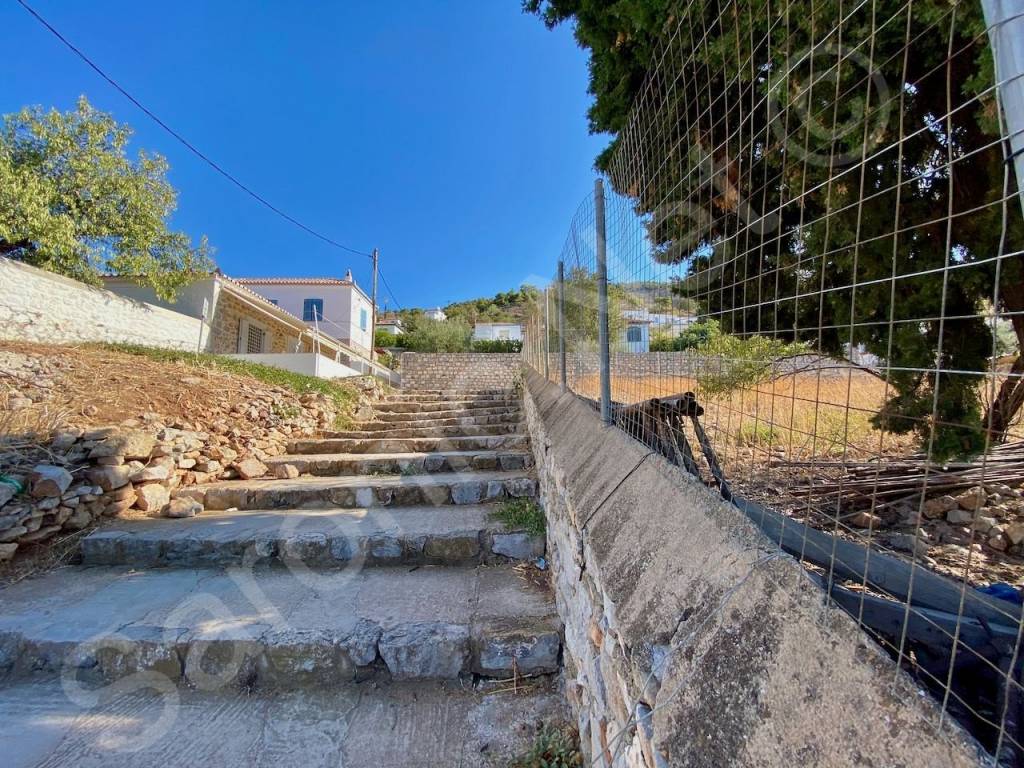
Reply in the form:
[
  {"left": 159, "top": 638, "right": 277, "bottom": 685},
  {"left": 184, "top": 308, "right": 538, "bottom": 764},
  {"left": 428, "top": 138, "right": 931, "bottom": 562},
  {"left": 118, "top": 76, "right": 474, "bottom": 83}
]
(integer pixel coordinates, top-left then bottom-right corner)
[
  {"left": 0, "top": 341, "right": 298, "bottom": 436},
  {"left": 571, "top": 369, "right": 1024, "bottom": 591}
]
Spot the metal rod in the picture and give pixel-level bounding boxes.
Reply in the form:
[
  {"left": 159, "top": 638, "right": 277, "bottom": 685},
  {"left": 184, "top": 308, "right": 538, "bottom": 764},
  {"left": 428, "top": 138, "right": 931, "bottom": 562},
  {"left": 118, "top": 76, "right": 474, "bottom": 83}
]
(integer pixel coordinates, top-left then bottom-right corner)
[
  {"left": 543, "top": 287, "right": 550, "bottom": 380},
  {"left": 983, "top": 0, "right": 1024, "bottom": 217},
  {"left": 557, "top": 259, "right": 567, "bottom": 391},
  {"left": 595, "top": 178, "right": 612, "bottom": 425},
  {"left": 370, "top": 248, "right": 379, "bottom": 362}
]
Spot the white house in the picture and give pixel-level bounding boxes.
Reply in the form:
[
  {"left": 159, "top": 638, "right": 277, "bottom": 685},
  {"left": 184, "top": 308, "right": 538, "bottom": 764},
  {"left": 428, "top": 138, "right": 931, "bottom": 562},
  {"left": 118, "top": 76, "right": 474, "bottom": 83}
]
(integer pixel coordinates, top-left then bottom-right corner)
[
  {"left": 234, "top": 271, "right": 374, "bottom": 354},
  {"left": 622, "top": 318, "right": 652, "bottom": 353},
  {"left": 473, "top": 322, "right": 523, "bottom": 342},
  {"left": 423, "top": 307, "right": 447, "bottom": 322},
  {"left": 375, "top": 317, "right": 404, "bottom": 336},
  {"left": 102, "top": 272, "right": 396, "bottom": 383}
]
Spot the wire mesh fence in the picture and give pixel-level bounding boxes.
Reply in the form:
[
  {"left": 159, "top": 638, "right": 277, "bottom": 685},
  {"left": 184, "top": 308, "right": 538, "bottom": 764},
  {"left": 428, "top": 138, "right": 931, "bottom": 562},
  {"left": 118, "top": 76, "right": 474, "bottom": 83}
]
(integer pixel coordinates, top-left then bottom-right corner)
[{"left": 523, "top": 0, "right": 1024, "bottom": 760}]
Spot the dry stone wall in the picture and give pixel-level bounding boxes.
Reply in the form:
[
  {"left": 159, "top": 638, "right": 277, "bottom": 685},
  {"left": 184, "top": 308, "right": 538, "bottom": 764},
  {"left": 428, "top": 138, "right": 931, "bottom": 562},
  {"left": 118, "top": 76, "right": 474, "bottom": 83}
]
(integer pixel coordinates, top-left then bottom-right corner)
[
  {"left": 522, "top": 370, "right": 983, "bottom": 767},
  {"left": 399, "top": 353, "right": 521, "bottom": 390},
  {"left": 0, "top": 258, "right": 208, "bottom": 350}
]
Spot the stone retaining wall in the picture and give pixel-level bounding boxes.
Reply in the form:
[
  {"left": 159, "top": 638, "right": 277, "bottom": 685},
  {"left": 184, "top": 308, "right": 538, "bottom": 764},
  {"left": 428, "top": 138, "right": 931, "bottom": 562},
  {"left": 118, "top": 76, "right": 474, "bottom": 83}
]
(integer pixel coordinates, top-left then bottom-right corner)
[
  {"left": 0, "top": 258, "right": 208, "bottom": 350},
  {"left": 523, "top": 369, "right": 983, "bottom": 767},
  {"left": 399, "top": 353, "right": 521, "bottom": 390}
]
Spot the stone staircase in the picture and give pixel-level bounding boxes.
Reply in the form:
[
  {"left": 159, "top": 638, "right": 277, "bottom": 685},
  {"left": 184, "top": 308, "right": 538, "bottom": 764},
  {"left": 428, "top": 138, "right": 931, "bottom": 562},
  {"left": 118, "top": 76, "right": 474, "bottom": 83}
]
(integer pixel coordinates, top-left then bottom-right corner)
[{"left": 0, "top": 387, "right": 563, "bottom": 765}]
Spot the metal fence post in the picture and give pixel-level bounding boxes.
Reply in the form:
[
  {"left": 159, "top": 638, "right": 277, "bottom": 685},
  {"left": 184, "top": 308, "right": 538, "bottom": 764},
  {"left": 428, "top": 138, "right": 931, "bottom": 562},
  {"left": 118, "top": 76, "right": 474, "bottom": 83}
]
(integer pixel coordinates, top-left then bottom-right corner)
[
  {"left": 984, "top": 0, "right": 1024, "bottom": 218},
  {"left": 595, "top": 178, "right": 612, "bottom": 425},
  {"left": 557, "top": 260, "right": 567, "bottom": 391},
  {"left": 543, "top": 287, "right": 550, "bottom": 380}
]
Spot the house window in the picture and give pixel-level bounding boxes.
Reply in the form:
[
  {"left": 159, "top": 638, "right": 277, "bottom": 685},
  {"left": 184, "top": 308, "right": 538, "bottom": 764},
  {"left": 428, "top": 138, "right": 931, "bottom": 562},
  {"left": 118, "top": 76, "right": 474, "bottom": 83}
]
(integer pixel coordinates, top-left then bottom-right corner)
[
  {"left": 303, "top": 298, "right": 324, "bottom": 322},
  {"left": 238, "top": 320, "right": 268, "bottom": 354},
  {"left": 626, "top": 326, "right": 643, "bottom": 343},
  {"left": 497, "top": 329, "right": 510, "bottom": 340},
  {"left": 359, "top": 308, "right": 368, "bottom": 331}
]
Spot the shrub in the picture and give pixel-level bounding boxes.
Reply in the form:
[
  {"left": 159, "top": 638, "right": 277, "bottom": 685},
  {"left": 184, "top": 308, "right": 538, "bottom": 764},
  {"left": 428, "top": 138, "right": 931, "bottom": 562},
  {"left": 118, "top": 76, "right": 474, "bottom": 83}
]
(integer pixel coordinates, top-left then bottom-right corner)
[
  {"left": 667, "top": 319, "right": 808, "bottom": 395},
  {"left": 374, "top": 330, "right": 400, "bottom": 348},
  {"left": 401, "top": 319, "right": 472, "bottom": 352},
  {"left": 471, "top": 339, "right": 523, "bottom": 353}
]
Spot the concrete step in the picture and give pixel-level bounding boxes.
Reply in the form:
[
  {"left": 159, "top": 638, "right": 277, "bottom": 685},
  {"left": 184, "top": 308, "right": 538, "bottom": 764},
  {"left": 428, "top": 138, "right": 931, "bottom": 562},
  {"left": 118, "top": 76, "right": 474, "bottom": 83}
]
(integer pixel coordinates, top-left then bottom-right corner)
[
  {"left": 371, "top": 405, "right": 520, "bottom": 422},
  {"left": 177, "top": 470, "right": 537, "bottom": 511},
  {"left": 374, "top": 399, "right": 520, "bottom": 414},
  {"left": 0, "top": 679, "right": 567, "bottom": 767},
  {"left": 81, "top": 506, "right": 545, "bottom": 569},
  {"left": 326, "top": 423, "right": 525, "bottom": 440},
  {"left": 352, "top": 413, "right": 522, "bottom": 432},
  {"left": 265, "top": 449, "right": 533, "bottom": 476},
  {"left": 289, "top": 434, "right": 530, "bottom": 456},
  {"left": 0, "top": 564, "right": 561, "bottom": 689}
]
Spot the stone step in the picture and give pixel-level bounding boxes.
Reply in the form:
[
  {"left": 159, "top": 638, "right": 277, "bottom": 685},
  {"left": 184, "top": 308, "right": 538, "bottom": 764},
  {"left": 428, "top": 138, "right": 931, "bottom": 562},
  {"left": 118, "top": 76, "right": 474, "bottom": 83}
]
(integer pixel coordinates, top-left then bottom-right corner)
[
  {"left": 0, "top": 564, "right": 561, "bottom": 688},
  {"left": 326, "top": 423, "right": 525, "bottom": 440},
  {"left": 382, "top": 389, "right": 515, "bottom": 401},
  {"left": 352, "top": 413, "right": 522, "bottom": 432},
  {"left": 289, "top": 434, "right": 530, "bottom": 456},
  {"left": 371, "top": 405, "right": 520, "bottom": 422},
  {"left": 81, "top": 506, "right": 545, "bottom": 569},
  {"left": 177, "top": 470, "right": 537, "bottom": 511},
  {"left": 265, "top": 449, "right": 533, "bottom": 476},
  {"left": 0, "top": 679, "right": 567, "bottom": 767},
  {"left": 374, "top": 399, "right": 520, "bottom": 414}
]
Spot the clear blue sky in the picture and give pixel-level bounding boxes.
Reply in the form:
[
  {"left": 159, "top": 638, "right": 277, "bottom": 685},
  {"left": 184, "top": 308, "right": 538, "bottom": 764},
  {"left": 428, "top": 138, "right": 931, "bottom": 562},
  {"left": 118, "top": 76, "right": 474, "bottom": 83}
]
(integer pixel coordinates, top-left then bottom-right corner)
[{"left": 3, "top": 1, "right": 607, "bottom": 309}]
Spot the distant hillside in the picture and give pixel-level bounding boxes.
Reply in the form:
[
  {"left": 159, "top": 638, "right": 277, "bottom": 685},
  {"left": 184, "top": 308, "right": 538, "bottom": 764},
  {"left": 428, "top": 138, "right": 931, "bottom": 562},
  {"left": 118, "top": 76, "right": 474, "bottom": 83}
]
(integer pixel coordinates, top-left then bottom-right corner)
[{"left": 442, "top": 287, "right": 540, "bottom": 326}]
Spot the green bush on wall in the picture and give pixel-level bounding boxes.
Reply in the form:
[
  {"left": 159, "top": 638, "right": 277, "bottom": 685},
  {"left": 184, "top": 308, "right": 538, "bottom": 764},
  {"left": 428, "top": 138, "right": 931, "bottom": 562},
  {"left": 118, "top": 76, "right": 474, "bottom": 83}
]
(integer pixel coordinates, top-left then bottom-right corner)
[{"left": 471, "top": 339, "right": 522, "bottom": 353}]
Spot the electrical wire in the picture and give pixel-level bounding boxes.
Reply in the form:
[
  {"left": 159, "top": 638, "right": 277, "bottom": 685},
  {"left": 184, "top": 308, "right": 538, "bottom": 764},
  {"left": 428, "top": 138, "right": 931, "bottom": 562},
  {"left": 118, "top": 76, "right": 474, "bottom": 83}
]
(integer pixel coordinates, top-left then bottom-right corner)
[
  {"left": 14, "top": 0, "right": 371, "bottom": 258},
  {"left": 377, "top": 267, "right": 404, "bottom": 312}
]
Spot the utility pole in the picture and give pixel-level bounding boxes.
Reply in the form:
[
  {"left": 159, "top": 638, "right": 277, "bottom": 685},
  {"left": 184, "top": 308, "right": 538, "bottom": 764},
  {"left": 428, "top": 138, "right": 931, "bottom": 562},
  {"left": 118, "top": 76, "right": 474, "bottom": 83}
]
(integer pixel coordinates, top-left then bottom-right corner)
[{"left": 371, "top": 248, "right": 379, "bottom": 363}]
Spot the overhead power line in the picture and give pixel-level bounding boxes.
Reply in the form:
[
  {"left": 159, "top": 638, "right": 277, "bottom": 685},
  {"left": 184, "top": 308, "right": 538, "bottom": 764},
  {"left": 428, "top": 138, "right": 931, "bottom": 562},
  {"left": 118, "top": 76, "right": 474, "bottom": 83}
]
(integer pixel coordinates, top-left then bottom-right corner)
[
  {"left": 377, "top": 267, "right": 404, "bottom": 311},
  {"left": 14, "top": 0, "right": 371, "bottom": 258}
]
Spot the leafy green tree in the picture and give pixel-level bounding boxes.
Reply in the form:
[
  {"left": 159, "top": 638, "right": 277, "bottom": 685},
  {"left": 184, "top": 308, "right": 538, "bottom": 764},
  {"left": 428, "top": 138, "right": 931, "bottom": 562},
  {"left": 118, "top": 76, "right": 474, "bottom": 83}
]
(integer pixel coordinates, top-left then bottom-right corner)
[
  {"left": 0, "top": 97, "right": 213, "bottom": 300},
  {"left": 374, "top": 329, "right": 400, "bottom": 348},
  {"left": 401, "top": 318, "right": 472, "bottom": 352},
  {"left": 527, "top": 0, "right": 1024, "bottom": 457},
  {"left": 562, "top": 266, "right": 631, "bottom": 351}
]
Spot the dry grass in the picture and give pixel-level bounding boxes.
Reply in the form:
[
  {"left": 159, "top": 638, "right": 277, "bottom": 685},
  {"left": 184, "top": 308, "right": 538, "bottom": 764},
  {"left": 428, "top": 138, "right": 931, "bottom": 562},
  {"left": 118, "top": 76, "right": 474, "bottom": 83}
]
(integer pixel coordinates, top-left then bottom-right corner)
[{"left": 574, "top": 369, "right": 912, "bottom": 463}]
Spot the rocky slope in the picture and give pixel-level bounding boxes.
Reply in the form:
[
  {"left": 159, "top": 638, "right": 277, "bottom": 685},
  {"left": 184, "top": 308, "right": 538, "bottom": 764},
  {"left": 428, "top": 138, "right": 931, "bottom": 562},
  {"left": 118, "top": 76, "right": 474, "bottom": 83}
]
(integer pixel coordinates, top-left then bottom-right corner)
[{"left": 0, "top": 342, "right": 382, "bottom": 568}]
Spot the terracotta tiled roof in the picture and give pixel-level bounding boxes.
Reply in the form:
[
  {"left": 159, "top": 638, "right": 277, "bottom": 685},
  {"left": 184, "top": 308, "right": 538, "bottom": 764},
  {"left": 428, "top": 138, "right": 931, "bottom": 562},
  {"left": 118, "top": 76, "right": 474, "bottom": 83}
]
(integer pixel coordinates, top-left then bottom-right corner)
[{"left": 233, "top": 277, "right": 353, "bottom": 286}]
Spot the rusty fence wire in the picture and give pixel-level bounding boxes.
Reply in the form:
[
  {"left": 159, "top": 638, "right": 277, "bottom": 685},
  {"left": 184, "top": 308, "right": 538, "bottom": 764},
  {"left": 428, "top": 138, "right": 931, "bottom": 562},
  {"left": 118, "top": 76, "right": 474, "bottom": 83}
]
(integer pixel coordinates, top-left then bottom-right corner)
[{"left": 523, "top": 0, "right": 1024, "bottom": 761}]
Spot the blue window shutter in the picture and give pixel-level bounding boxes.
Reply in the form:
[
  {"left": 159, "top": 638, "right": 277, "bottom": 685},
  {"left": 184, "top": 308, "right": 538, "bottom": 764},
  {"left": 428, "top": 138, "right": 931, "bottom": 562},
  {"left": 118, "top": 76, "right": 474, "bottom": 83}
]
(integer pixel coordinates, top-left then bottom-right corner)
[
  {"left": 360, "top": 308, "right": 368, "bottom": 330},
  {"left": 303, "top": 299, "right": 323, "bottom": 322}
]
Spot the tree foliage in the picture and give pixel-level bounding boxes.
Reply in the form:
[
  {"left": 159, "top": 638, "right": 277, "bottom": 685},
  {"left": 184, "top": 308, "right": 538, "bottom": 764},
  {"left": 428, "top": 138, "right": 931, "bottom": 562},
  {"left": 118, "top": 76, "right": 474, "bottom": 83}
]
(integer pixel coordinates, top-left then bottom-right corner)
[
  {"left": 0, "top": 97, "right": 213, "bottom": 299},
  {"left": 528, "top": 0, "right": 1024, "bottom": 458},
  {"left": 561, "top": 265, "right": 632, "bottom": 351},
  {"left": 443, "top": 286, "right": 540, "bottom": 326},
  {"left": 399, "top": 318, "right": 473, "bottom": 352}
]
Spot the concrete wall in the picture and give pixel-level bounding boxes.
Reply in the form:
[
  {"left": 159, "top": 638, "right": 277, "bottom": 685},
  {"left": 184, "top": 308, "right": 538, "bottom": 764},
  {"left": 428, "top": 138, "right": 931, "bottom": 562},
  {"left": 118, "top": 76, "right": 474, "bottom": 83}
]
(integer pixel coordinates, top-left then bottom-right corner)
[
  {"left": 223, "top": 352, "right": 362, "bottom": 379},
  {"left": 398, "top": 353, "right": 521, "bottom": 390},
  {"left": 523, "top": 369, "right": 984, "bottom": 767},
  {"left": 0, "top": 258, "right": 209, "bottom": 351}
]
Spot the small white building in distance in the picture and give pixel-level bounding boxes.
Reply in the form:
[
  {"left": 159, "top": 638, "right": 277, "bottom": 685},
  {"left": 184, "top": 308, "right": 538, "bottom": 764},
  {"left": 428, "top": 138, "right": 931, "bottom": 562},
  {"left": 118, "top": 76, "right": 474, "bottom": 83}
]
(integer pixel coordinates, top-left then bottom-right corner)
[
  {"left": 234, "top": 271, "right": 374, "bottom": 354},
  {"left": 474, "top": 322, "right": 523, "bottom": 342},
  {"left": 375, "top": 316, "right": 404, "bottom": 336},
  {"left": 423, "top": 307, "right": 447, "bottom": 322}
]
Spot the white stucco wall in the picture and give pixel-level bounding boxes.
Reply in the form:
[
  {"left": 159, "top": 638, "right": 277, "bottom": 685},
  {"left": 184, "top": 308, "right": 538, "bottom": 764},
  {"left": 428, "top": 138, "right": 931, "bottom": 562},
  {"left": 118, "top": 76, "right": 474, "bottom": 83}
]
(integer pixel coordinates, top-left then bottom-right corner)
[
  {"left": 222, "top": 352, "right": 362, "bottom": 379},
  {"left": 0, "top": 258, "right": 210, "bottom": 350},
  {"left": 473, "top": 323, "right": 524, "bottom": 341}
]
